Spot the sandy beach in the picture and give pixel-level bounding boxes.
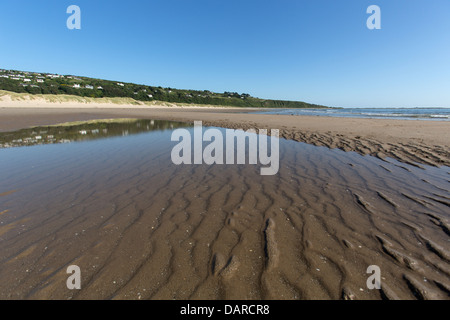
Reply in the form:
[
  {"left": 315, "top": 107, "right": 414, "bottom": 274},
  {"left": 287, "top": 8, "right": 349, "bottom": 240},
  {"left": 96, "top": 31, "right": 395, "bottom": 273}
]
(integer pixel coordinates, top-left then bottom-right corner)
[{"left": 0, "top": 99, "right": 449, "bottom": 300}]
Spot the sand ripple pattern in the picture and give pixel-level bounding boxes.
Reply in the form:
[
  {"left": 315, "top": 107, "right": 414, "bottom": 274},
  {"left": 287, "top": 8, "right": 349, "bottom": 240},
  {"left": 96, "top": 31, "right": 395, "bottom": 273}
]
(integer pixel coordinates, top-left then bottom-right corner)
[
  {"left": 201, "top": 120, "right": 450, "bottom": 167},
  {"left": 0, "top": 136, "right": 449, "bottom": 300}
]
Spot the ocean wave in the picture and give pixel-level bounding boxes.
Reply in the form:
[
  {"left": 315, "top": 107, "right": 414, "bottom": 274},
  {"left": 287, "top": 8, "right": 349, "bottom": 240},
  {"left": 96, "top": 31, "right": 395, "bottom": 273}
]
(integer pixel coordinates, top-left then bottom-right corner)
[{"left": 254, "top": 108, "right": 450, "bottom": 121}]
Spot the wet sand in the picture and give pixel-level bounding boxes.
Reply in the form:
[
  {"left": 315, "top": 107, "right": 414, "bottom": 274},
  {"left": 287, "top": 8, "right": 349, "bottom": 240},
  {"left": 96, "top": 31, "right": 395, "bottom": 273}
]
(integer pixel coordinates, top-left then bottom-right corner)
[{"left": 0, "top": 107, "right": 449, "bottom": 300}]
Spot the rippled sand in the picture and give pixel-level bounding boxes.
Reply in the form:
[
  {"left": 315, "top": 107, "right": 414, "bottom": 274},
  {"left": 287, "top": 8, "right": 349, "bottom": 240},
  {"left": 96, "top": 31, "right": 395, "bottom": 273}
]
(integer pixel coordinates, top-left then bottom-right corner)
[{"left": 0, "top": 126, "right": 448, "bottom": 300}]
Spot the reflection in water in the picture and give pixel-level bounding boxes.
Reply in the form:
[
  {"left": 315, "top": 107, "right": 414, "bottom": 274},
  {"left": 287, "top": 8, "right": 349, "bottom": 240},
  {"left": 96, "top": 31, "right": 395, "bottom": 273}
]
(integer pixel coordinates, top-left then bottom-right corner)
[{"left": 0, "top": 119, "right": 191, "bottom": 148}]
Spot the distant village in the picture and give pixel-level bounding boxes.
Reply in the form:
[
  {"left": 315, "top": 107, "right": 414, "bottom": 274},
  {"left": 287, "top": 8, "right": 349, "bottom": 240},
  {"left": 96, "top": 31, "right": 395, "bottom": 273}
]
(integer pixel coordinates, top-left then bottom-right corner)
[
  {"left": 0, "top": 69, "right": 251, "bottom": 101},
  {"left": 0, "top": 69, "right": 106, "bottom": 92}
]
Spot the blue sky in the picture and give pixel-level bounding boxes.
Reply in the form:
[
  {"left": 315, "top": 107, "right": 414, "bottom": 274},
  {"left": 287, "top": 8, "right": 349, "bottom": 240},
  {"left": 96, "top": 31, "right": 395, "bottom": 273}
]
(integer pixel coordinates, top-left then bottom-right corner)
[{"left": 0, "top": 0, "right": 449, "bottom": 108}]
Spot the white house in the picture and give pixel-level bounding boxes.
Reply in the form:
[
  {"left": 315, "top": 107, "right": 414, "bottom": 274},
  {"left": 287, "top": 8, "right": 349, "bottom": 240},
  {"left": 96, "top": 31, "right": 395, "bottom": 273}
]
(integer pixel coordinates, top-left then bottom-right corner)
[
  {"left": 73, "top": 84, "right": 81, "bottom": 88},
  {"left": 24, "top": 79, "right": 31, "bottom": 82},
  {"left": 85, "top": 85, "right": 94, "bottom": 89},
  {"left": 37, "top": 79, "right": 44, "bottom": 83},
  {"left": 117, "top": 83, "right": 124, "bottom": 87},
  {"left": 97, "top": 86, "right": 103, "bottom": 90}
]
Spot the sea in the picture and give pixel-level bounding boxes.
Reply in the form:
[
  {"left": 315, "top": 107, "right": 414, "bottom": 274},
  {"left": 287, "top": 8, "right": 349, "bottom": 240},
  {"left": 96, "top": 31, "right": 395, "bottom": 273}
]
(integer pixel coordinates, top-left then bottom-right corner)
[{"left": 251, "top": 107, "right": 450, "bottom": 121}]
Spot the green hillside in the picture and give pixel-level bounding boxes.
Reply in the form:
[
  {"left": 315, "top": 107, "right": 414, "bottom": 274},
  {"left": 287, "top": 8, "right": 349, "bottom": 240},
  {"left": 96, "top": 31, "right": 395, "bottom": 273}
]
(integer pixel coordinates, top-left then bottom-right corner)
[{"left": 0, "top": 68, "right": 329, "bottom": 109}]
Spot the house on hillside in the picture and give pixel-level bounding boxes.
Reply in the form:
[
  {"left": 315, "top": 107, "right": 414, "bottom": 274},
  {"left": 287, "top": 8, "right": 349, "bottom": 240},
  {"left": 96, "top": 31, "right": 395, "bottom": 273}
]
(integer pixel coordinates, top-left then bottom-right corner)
[
  {"left": 85, "top": 85, "right": 94, "bottom": 90},
  {"left": 73, "top": 84, "right": 81, "bottom": 88}
]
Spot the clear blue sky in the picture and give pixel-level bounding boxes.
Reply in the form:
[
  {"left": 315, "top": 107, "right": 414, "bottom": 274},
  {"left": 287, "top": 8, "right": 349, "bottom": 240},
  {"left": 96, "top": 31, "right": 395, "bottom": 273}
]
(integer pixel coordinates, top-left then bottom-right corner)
[{"left": 1, "top": 0, "right": 449, "bottom": 108}]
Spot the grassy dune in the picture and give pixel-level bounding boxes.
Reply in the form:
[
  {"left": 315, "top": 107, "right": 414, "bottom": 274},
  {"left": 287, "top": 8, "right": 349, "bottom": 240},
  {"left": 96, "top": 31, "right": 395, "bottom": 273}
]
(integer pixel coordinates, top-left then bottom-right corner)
[
  {"left": 0, "top": 90, "right": 251, "bottom": 108},
  {"left": 0, "top": 90, "right": 145, "bottom": 105}
]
